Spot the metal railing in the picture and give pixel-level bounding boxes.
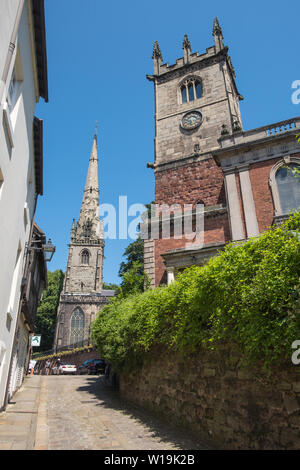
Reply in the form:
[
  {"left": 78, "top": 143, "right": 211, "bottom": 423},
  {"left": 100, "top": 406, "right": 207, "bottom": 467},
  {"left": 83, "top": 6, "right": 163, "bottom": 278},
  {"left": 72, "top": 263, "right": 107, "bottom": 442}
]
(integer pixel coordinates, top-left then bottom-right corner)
[{"left": 32, "top": 339, "right": 94, "bottom": 359}]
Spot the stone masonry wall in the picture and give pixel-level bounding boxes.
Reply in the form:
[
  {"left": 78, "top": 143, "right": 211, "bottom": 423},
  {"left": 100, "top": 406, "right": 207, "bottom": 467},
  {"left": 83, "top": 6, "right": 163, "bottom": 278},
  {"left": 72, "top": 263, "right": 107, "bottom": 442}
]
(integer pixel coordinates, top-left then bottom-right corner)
[{"left": 119, "top": 346, "right": 300, "bottom": 449}]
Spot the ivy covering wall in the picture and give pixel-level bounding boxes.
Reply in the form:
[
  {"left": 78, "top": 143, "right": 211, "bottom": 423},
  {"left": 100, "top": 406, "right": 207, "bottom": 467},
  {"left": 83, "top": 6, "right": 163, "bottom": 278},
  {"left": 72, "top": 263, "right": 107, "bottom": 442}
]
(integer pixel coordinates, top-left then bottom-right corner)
[{"left": 91, "top": 213, "right": 300, "bottom": 373}]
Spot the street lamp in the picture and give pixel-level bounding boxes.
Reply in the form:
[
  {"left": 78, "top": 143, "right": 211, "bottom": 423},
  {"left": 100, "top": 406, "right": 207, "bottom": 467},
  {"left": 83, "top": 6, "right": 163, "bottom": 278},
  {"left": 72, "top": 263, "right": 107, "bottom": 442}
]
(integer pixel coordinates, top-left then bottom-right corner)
[
  {"left": 26, "top": 238, "right": 56, "bottom": 262},
  {"left": 42, "top": 238, "right": 56, "bottom": 262}
]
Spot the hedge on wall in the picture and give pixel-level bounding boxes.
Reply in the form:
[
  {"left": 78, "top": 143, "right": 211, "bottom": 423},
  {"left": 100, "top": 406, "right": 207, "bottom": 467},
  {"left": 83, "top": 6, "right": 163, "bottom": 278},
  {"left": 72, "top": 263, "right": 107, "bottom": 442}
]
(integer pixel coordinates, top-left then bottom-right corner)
[{"left": 91, "top": 212, "right": 300, "bottom": 372}]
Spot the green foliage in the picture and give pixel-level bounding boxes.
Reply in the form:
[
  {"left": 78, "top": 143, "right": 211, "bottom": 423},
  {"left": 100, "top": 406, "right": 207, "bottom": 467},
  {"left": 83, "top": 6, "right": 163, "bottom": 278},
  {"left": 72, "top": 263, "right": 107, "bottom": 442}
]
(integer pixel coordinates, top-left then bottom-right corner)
[
  {"left": 91, "top": 213, "right": 300, "bottom": 372},
  {"left": 103, "top": 282, "right": 121, "bottom": 295},
  {"left": 35, "top": 270, "right": 64, "bottom": 352},
  {"left": 117, "top": 237, "right": 149, "bottom": 298},
  {"left": 118, "top": 237, "right": 144, "bottom": 277},
  {"left": 118, "top": 260, "right": 150, "bottom": 299}
]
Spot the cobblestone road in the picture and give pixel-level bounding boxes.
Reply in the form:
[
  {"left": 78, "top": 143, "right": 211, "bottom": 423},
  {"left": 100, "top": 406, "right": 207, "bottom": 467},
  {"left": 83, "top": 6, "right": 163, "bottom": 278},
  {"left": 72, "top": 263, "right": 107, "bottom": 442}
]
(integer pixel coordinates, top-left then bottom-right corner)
[{"left": 39, "top": 375, "right": 208, "bottom": 450}]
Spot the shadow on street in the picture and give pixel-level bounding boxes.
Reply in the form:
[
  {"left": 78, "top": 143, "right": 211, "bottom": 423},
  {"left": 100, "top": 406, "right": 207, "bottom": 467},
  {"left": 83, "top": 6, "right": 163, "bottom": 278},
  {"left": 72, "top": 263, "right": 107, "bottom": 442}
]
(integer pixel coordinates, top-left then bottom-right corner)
[{"left": 75, "top": 375, "right": 211, "bottom": 450}]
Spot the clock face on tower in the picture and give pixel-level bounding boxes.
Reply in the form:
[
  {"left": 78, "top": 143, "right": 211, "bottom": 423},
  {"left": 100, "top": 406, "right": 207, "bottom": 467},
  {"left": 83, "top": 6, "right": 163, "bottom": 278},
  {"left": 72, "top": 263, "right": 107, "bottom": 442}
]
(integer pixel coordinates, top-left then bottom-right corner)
[{"left": 181, "top": 111, "right": 202, "bottom": 130}]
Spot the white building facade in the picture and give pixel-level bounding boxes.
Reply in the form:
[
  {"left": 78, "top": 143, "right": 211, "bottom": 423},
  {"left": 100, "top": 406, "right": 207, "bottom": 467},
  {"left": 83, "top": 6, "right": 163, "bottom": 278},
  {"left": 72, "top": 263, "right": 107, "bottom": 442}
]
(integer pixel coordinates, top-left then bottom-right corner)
[{"left": 0, "top": 0, "right": 48, "bottom": 410}]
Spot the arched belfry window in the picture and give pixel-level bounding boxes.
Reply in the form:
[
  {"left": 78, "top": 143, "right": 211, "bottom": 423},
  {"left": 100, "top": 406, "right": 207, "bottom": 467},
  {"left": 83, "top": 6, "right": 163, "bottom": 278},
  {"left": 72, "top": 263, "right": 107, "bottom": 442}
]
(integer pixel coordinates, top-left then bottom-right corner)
[
  {"left": 70, "top": 308, "right": 85, "bottom": 346},
  {"left": 270, "top": 158, "right": 300, "bottom": 216},
  {"left": 181, "top": 77, "right": 202, "bottom": 104},
  {"left": 81, "top": 249, "right": 90, "bottom": 265}
]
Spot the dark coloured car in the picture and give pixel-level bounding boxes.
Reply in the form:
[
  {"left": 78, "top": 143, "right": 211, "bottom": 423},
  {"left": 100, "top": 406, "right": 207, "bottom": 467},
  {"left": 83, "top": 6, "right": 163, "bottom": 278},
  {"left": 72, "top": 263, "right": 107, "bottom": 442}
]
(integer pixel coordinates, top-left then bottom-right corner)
[
  {"left": 88, "top": 359, "right": 106, "bottom": 375},
  {"left": 78, "top": 359, "right": 96, "bottom": 375}
]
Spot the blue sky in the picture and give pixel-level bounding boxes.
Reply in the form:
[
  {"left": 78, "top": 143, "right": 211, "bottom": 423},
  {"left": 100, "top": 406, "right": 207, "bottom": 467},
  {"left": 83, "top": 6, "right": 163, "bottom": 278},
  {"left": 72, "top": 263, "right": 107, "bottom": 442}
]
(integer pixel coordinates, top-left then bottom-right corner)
[{"left": 35, "top": 0, "right": 300, "bottom": 285}]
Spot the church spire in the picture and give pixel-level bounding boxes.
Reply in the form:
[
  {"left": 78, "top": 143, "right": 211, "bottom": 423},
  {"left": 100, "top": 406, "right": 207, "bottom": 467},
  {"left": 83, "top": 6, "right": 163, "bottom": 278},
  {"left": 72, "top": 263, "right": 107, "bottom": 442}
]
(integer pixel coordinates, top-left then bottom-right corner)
[
  {"left": 213, "top": 17, "right": 224, "bottom": 53},
  {"left": 75, "top": 129, "right": 102, "bottom": 242}
]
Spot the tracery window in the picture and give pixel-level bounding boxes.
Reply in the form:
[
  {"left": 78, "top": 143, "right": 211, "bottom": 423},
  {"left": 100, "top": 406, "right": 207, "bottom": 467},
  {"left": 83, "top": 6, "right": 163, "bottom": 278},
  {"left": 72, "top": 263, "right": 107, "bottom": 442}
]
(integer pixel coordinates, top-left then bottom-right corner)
[
  {"left": 70, "top": 308, "right": 85, "bottom": 346},
  {"left": 81, "top": 249, "right": 90, "bottom": 265},
  {"left": 181, "top": 78, "right": 202, "bottom": 104}
]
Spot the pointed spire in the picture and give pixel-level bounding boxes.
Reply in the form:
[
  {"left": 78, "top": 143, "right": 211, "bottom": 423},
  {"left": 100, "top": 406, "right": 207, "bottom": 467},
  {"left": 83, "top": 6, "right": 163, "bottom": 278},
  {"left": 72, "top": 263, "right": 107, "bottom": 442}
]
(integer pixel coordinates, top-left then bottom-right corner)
[
  {"left": 182, "top": 34, "right": 191, "bottom": 63},
  {"left": 152, "top": 40, "right": 162, "bottom": 60},
  {"left": 75, "top": 130, "right": 103, "bottom": 242},
  {"left": 182, "top": 34, "right": 191, "bottom": 51},
  {"left": 152, "top": 40, "right": 162, "bottom": 75},
  {"left": 213, "top": 17, "right": 223, "bottom": 37},
  {"left": 213, "top": 17, "right": 224, "bottom": 52}
]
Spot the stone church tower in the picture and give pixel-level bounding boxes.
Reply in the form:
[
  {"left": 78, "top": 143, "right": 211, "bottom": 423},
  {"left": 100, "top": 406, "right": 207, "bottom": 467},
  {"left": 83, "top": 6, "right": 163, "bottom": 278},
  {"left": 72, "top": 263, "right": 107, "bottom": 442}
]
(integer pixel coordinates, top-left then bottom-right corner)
[
  {"left": 53, "top": 130, "right": 115, "bottom": 350},
  {"left": 144, "top": 18, "right": 300, "bottom": 287}
]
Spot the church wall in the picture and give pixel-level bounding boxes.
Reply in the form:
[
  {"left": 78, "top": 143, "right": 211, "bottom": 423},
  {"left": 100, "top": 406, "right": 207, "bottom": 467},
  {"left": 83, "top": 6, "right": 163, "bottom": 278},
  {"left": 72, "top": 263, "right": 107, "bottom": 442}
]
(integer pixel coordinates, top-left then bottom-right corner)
[
  {"left": 154, "top": 215, "right": 230, "bottom": 286},
  {"left": 249, "top": 157, "right": 283, "bottom": 233},
  {"left": 155, "top": 158, "right": 226, "bottom": 207},
  {"left": 64, "top": 244, "right": 103, "bottom": 294},
  {"left": 153, "top": 157, "right": 230, "bottom": 286},
  {"left": 56, "top": 295, "right": 108, "bottom": 349}
]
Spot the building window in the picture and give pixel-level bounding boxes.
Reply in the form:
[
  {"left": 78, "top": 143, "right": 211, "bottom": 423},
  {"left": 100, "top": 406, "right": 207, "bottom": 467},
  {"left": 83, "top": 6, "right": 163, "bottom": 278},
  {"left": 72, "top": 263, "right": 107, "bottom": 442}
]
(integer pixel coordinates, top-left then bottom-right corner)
[
  {"left": 270, "top": 159, "right": 300, "bottom": 216},
  {"left": 180, "top": 78, "right": 202, "bottom": 104},
  {"left": 81, "top": 249, "right": 90, "bottom": 265},
  {"left": 70, "top": 308, "right": 85, "bottom": 346},
  {"left": 276, "top": 163, "right": 300, "bottom": 214},
  {"left": 8, "top": 70, "right": 18, "bottom": 110}
]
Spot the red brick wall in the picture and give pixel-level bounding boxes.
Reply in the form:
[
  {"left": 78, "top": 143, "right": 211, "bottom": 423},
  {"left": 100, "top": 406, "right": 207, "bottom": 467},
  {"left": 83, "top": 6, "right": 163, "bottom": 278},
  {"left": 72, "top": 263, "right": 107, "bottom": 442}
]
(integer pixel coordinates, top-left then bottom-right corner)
[
  {"left": 154, "top": 216, "right": 230, "bottom": 285},
  {"left": 155, "top": 158, "right": 226, "bottom": 207},
  {"left": 249, "top": 158, "right": 278, "bottom": 233},
  {"left": 154, "top": 158, "right": 230, "bottom": 286}
]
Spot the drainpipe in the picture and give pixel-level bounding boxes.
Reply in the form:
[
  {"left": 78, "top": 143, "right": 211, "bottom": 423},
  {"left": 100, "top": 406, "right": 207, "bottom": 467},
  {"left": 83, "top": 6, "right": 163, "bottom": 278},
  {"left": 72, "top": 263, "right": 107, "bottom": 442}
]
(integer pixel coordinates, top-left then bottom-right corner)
[{"left": 0, "top": 0, "right": 25, "bottom": 106}]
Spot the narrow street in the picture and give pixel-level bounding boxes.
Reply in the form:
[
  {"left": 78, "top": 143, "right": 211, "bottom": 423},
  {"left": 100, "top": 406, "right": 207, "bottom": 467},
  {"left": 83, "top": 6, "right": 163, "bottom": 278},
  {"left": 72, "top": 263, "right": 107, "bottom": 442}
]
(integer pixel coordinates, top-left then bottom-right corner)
[{"left": 0, "top": 374, "right": 209, "bottom": 451}]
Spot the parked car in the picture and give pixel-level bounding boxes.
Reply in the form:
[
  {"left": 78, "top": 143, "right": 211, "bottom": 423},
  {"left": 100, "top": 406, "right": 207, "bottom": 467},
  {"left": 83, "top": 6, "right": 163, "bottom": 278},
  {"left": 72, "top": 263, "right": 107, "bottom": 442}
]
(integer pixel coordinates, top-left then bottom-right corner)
[
  {"left": 78, "top": 359, "right": 96, "bottom": 375},
  {"left": 88, "top": 359, "right": 106, "bottom": 375},
  {"left": 59, "top": 364, "right": 77, "bottom": 375}
]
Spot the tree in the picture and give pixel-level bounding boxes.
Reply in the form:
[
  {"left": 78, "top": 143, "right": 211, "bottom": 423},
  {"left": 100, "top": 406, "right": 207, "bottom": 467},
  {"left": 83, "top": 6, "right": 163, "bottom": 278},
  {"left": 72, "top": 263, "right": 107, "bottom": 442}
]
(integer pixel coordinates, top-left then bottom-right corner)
[
  {"left": 119, "top": 260, "right": 149, "bottom": 298},
  {"left": 118, "top": 237, "right": 149, "bottom": 298},
  {"left": 34, "top": 270, "right": 64, "bottom": 352},
  {"left": 118, "top": 237, "right": 144, "bottom": 277}
]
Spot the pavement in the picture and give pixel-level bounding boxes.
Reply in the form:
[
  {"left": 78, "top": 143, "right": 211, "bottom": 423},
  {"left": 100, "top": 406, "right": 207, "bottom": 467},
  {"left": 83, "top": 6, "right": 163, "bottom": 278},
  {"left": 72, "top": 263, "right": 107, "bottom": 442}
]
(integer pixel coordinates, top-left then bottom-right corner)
[
  {"left": 0, "top": 374, "right": 209, "bottom": 451},
  {"left": 0, "top": 375, "right": 42, "bottom": 450}
]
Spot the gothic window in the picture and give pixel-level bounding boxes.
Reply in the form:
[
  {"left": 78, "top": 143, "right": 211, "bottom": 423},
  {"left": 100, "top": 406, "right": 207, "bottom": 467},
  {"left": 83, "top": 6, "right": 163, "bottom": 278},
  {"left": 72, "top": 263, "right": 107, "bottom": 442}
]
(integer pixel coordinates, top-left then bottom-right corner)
[
  {"left": 181, "top": 78, "right": 202, "bottom": 104},
  {"left": 275, "top": 163, "right": 300, "bottom": 214},
  {"left": 181, "top": 86, "right": 187, "bottom": 103},
  {"left": 70, "top": 308, "right": 85, "bottom": 346},
  {"left": 270, "top": 159, "right": 300, "bottom": 216},
  {"left": 81, "top": 249, "right": 90, "bottom": 265}
]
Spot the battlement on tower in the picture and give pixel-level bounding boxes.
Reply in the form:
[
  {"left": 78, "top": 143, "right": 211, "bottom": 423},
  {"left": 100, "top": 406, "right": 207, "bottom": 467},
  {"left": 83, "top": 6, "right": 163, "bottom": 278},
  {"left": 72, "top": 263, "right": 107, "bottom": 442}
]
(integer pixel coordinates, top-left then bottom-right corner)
[{"left": 156, "top": 46, "right": 217, "bottom": 76}]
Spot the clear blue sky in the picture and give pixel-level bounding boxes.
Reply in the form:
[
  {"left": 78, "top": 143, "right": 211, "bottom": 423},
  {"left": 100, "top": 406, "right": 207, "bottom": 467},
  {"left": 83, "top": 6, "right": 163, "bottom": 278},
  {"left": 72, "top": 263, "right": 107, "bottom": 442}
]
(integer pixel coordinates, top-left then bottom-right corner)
[{"left": 35, "top": 0, "right": 300, "bottom": 285}]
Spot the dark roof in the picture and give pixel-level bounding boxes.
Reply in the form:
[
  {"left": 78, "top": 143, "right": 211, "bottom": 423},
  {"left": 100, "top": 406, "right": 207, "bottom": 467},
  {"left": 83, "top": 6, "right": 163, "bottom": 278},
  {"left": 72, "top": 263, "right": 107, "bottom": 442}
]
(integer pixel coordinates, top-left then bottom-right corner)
[
  {"left": 100, "top": 290, "right": 116, "bottom": 297},
  {"left": 33, "top": 116, "right": 43, "bottom": 195},
  {"left": 31, "top": 0, "right": 48, "bottom": 102}
]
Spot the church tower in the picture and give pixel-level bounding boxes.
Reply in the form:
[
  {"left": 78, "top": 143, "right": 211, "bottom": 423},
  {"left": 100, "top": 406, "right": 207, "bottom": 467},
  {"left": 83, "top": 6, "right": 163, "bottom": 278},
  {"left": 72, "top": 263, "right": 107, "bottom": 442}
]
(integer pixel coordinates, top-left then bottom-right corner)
[
  {"left": 64, "top": 129, "right": 104, "bottom": 294},
  {"left": 145, "top": 19, "right": 244, "bottom": 286},
  {"left": 54, "top": 129, "right": 114, "bottom": 350}
]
